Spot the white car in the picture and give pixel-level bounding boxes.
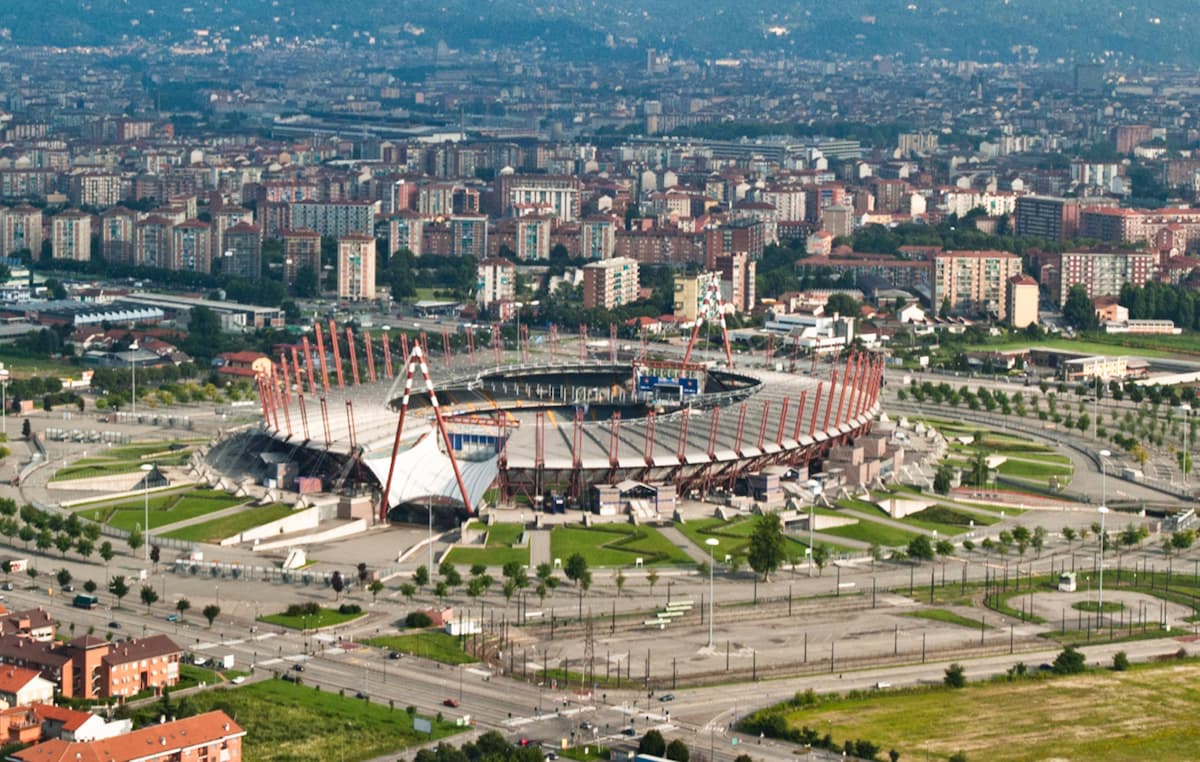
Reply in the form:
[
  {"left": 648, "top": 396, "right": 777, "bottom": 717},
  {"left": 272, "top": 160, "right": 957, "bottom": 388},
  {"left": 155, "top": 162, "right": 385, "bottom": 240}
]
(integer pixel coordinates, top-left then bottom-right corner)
[{"left": 231, "top": 676, "right": 246, "bottom": 685}]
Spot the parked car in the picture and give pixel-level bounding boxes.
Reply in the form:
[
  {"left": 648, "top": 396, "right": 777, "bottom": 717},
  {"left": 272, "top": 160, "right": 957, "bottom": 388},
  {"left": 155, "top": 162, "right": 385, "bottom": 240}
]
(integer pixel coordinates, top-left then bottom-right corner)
[
  {"left": 443, "top": 698, "right": 459, "bottom": 708},
  {"left": 166, "top": 614, "right": 179, "bottom": 622},
  {"left": 659, "top": 693, "right": 675, "bottom": 702},
  {"left": 292, "top": 663, "right": 305, "bottom": 672}
]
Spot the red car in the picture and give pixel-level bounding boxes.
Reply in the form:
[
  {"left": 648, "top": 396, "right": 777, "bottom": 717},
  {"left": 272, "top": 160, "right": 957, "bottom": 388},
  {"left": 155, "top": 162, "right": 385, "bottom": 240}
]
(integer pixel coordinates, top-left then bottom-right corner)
[{"left": 443, "top": 698, "right": 460, "bottom": 708}]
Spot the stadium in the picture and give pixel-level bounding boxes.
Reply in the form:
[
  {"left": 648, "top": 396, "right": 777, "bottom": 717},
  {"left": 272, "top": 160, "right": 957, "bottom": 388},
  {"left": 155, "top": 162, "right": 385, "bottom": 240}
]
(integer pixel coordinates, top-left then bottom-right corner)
[{"left": 210, "top": 320, "right": 885, "bottom": 521}]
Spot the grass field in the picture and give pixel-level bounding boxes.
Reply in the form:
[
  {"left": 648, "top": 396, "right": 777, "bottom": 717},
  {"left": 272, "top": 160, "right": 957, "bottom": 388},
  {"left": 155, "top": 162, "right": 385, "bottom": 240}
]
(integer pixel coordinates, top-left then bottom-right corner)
[
  {"left": 161, "top": 503, "right": 295, "bottom": 543},
  {"left": 997, "top": 458, "right": 1075, "bottom": 479},
  {"left": 364, "top": 632, "right": 477, "bottom": 665},
  {"left": 76, "top": 489, "right": 244, "bottom": 532},
  {"left": 183, "top": 679, "right": 462, "bottom": 761},
  {"left": 903, "top": 608, "right": 991, "bottom": 630},
  {"left": 825, "top": 500, "right": 922, "bottom": 546},
  {"left": 446, "top": 522, "right": 530, "bottom": 567},
  {"left": 549, "top": 524, "right": 693, "bottom": 566},
  {"left": 260, "top": 607, "right": 366, "bottom": 630},
  {"left": 51, "top": 440, "right": 197, "bottom": 482},
  {"left": 0, "top": 346, "right": 78, "bottom": 377},
  {"left": 765, "top": 660, "right": 1200, "bottom": 761},
  {"left": 676, "top": 516, "right": 854, "bottom": 561}
]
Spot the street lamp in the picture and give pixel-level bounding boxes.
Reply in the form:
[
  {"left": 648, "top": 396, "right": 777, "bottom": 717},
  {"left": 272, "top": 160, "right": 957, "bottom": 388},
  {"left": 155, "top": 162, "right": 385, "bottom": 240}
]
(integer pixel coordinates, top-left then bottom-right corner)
[
  {"left": 1181, "top": 404, "right": 1192, "bottom": 488},
  {"left": 140, "top": 463, "right": 153, "bottom": 561},
  {"left": 1097, "top": 505, "right": 1110, "bottom": 624},
  {"left": 129, "top": 340, "right": 139, "bottom": 416},
  {"left": 705, "top": 538, "right": 718, "bottom": 648},
  {"left": 1098, "top": 449, "right": 1110, "bottom": 509},
  {"left": 1, "top": 378, "right": 8, "bottom": 438}
]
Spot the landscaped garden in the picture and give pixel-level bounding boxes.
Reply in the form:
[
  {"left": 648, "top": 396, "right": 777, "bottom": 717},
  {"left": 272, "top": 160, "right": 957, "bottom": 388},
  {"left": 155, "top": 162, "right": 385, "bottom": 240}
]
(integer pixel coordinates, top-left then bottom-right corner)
[
  {"left": 75, "top": 488, "right": 244, "bottom": 532},
  {"left": 161, "top": 503, "right": 294, "bottom": 543},
  {"left": 364, "top": 632, "right": 477, "bottom": 664},
  {"left": 548, "top": 523, "right": 694, "bottom": 566}
]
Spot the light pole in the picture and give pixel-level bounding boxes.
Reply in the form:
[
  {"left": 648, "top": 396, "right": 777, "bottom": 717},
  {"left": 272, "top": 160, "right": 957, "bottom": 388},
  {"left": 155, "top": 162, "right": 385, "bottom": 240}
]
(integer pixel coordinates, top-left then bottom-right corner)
[
  {"left": 1099, "top": 449, "right": 1110, "bottom": 509},
  {"left": 808, "top": 504, "right": 815, "bottom": 577},
  {"left": 1097, "top": 505, "right": 1109, "bottom": 624},
  {"left": 140, "top": 463, "right": 153, "bottom": 560},
  {"left": 1, "top": 378, "right": 7, "bottom": 438},
  {"left": 129, "top": 340, "right": 139, "bottom": 416},
  {"left": 1182, "top": 404, "right": 1192, "bottom": 488},
  {"left": 427, "top": 495, "right": 433, "bottom": 576},
  {"left": 705, "top": 538, "right": 718, "bottom": 648}
]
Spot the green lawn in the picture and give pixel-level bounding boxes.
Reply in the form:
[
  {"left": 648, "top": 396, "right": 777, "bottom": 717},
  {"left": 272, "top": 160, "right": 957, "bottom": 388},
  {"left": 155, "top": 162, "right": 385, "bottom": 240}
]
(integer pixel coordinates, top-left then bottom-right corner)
[
  {"left": 179, "top": 663, "right": 220, "bottom": 688},
  {"left": 549, "top": 523, "right": 695, "bottom": 567},
  {"left": 676, "top": 515, "right": 854, "bottom": 561},
  {"left": 445, "top": 522, "right": 530, "bottom": 567},
  {"left": 260, "top": 607, "right": 366, "bottom": 630},
  {"left": 903, "top": 608, "right": 991, "bottom": 630},
  {"left": 364, "top": 631, "right": 477, "bottom": 665},
  {"left": 0, "top": 346, "right": 78, "bottom": 377},
  {"left": 898, "top": 505, "right": 995, "bottom": 536},
  {"left": 161, "top": 503, "right": 295, "bottom": 543},
  {"left": 997, "top": 459, "right": 1074, "bottom": 479},
  {"left": 51, "top": 441, "right": 196, "bottom": 482},
  {"left": 821, "top": 504, "right": 922, "bottom": 547},
  {"left": 755, "top": 660, "right": 1200, "bottom": 761},
  {"left": 76, "top": 489, "right": 244, "bottom": 532},
  {"left": 180, "top": 678, "right": 462, "bottom": 761}
]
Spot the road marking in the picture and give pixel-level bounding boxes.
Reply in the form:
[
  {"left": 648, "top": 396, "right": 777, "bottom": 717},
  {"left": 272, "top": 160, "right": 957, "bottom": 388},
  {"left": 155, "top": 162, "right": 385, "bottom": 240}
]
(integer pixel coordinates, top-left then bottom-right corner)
[
  {"left": 194, "top": 642, "right": 218, "bottom": 650},
  {"left": 252, "top": 632, "right": 277, "bottom": 641},
  {"left": 224, "top": 639, "right": 245, "bottom": 646},
  {"left": 466, "top": 667, "right": 492, "bottom": 677},
  {"left": 258, "top": 658, "right": 283, "bottom": 666}
]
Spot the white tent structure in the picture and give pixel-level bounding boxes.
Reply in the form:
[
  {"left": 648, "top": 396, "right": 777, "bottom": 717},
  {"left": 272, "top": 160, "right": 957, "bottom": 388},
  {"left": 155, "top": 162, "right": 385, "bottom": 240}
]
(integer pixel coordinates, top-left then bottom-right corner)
[{"left": 364, "top": 429, "right": 497, "bottom": 511}]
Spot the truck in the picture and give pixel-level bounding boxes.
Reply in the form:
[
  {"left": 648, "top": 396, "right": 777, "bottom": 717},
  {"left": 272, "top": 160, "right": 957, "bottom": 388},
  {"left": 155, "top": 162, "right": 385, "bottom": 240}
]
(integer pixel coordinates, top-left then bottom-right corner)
[{"left": 73, "top": 594, "right": 99, "bottom": 610}]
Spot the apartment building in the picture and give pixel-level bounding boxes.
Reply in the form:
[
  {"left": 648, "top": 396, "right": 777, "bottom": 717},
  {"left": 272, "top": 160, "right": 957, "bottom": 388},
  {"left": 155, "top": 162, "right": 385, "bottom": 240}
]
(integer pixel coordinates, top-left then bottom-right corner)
[
  {"left": 476, "top": 257, "right": 516, "bottom": 309},
  {"left": 1006, "top": 273, "right": 1039, "bottom": 329},
  {"left": 222, "top": 221, "right": 262, "bottom": 279},
  {"left": 171, "top": 220, "right": 211, "bottom": 273},
  {"left": 1, "top": 205, "right": 43, "bottom": 257},
  {"left": 337, "top": 234, "right": 376, "bottom": 301},
  {"left": 388, "top": 210, "right": 424, "bottom": 256},
  {"left": 11, "top": 710, "right": 244, "bottom": 762},
  {"left": 1037, "top": 250, "right": 1159, "bottom": 306},
  {"left": 496, "top": 174, "right": 582, "bottom": 222},
  {"left": 932, "top": 250, "right": 1023, "bottom": 318},
  {"left": 580, "top": 217, "right": 616, "bottom": 260},
  {"left": 282, "top": 228, "right": 321, "bottom": 289},
  {"left": 583, "top": 257, "right": 639, "bottom": 309},
  {"left": 100, "top": 207, "right": 137, "bottom": 265},
  {"left": 289, "top": 200, "right": 376, "bottom": 238},
  {"left": 50, "top": 211, "right": 92, "bottom": 262}
]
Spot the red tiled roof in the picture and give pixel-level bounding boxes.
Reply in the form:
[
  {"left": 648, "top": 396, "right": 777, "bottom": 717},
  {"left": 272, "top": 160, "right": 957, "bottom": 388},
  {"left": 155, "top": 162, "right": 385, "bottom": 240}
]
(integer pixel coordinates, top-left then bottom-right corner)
[
  {"left": 0, "top": 666, "right": 43, "bottom": 693},
  {"left": 12, "top": 711, "right": 244, "bottom": 762}
]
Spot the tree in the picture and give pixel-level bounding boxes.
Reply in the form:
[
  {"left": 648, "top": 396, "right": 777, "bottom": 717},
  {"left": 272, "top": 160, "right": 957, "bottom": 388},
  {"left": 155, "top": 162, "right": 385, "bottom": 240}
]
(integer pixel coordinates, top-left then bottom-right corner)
[
  {"left": 647, "top": 568, "right": 659, "bottom": 594},
  {"left": 933, "top": 464, "right": 955, "bottom": 494},
  {"left": 944, "top": 663, "right": 967, "bottom": 688},
  {"left": 55, "top": 567, "right": 71, "bottom": 590},
  {"left": 1062, "top": 526, "right": 1077, "bottom": 547},
  {"left": 811, "top": 544, "right": 830, "bottom": 576},
  {"left": 35, "top": 529, "right": 52, "bottom": 554},
  {"left": 150, "top": 544, "right": 161, "bottom": 568},
  {"left": 536, "top": 563, "right": 554, "bottom": 584},
  {"left": 935, "top": 540, "right": 955, "bottom": 557},
  {"left": 564, "top": 553, "right": 589, "bottom": 585},
  {"left": 203, "top": 604, "right": 220, "bottom": 627},
  {"left": 747, "top": 512, "right": 787, "bottom": 581},
  {"left": 400, "top": 582, "right": 416, "bottom": 601},
  {"left": 664, "top": 740, "right": 690, "bottom": 762},
  {"left": 638, "top": 730, "right": 666, "bottom": 757},
  {"left": 369, "top": 580, "right": 384, "bottom": 602},
  {"left": 108, "top": 575, "right": 130, "bottom": 608},
  {"left": 413, "top": 565, "right": 429, "bottom": 589},
  {"left": 54, "top": 533, "right": 72, "bottom": 558},
  {"left": 17, "top": 525, "right": 33, "bottom": 549},
  {"left": 127, "top": 525, "right": 144, "bottom": 554},
  {"left": 502, "top": 579, "right": 516, "bottom": 603},
  {"left": 907, "top": 535, "right": 935, "bottom": 562},
  {"left": 75, "top": 538, "right": 93, "bottom": 559},
  {"left": 140, "top": 584, "right": 159, "bottom": 612},
  {"left": 1063, "top": 285, "right": 1099, "bottom": 330},
  {"left": 1052, "top": 646, "right": 1086, "bottom": 675},
  {"left": 83, "top": 579, "right": 97, "bottom": 594},
  {"left": 615, "top": 569, "right": 627, "bottom": 597},
  {"left": 176, "top": 598, "right": 190, "bottom": 620},
  {"left": 824, "top": 292, "right": 860, "bottom": 318},
  {"left": 331, "top": 571, "right": 345, "bottom": 600},
  {"left": 99, "top": 541, "right": 114, "bottom": 565}
]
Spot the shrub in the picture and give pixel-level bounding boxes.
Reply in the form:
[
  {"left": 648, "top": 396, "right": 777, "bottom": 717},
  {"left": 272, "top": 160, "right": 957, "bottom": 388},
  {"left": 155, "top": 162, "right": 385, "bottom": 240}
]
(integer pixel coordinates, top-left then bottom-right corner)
[
  {"left": 405, "top": 611, "right": 432, "bottom": 628},
  {"left": 284, "top": 602, "right": 321, "bottom": 617},
  {"left": 944, "top": 663, "right": 966, "bottom": 688},
  {"left": 1052, "top": 646, "right": 1086, "bottom": 675},
  {"left": 1112, "top": 651, "right": 1130, "bottom": 671},
  {"left": 338, "top": 603, "right": 362, "bottom": 615}
]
